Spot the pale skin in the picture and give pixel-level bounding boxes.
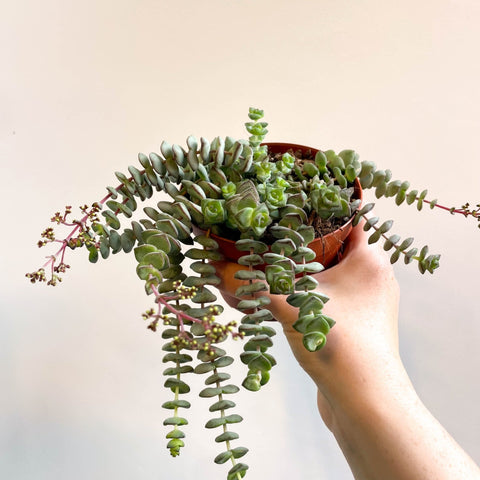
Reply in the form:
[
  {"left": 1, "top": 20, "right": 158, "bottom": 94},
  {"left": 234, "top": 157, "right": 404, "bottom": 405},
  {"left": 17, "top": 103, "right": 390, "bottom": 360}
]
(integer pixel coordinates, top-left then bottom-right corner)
[{"left": 213, "top": 225, "right": 480, "bottom": 480}]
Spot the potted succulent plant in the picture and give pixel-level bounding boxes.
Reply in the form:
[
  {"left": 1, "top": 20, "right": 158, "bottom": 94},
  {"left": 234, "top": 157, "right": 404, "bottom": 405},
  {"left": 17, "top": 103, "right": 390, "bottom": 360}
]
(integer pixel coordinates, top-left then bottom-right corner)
[{"left": 27, "top": 108, "right": 479, "bottom": 480}]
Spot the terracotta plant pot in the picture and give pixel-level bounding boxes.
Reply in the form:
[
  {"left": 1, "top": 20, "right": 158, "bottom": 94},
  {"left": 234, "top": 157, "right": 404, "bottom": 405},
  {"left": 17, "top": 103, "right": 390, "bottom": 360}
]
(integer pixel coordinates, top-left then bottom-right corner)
[{"left": 193, "top": 142, "right": 362, "bottom": 269}]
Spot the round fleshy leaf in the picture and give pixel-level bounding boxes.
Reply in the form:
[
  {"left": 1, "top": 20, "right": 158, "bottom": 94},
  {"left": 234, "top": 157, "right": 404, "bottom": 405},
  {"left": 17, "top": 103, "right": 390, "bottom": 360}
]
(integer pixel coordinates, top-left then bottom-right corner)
[
  {"left": 102, "top": 210, "right": 120, "bottom": 230},
  {"left": 242, "top": 374, "right": 261, "bottom": 391},
  {"left": 190, "top": 261, "right": 217, "bottom": 275},
  {"left": 99, "top": 239, "right": 110, "bottom": 259},
  {"left": 205, "top": 414, "right": 243, "bottom": 429},
  {"left": 187, "top": 305, "right": 223, "bottom": 319},
  {"left": 278, "top": 212, "right": 304, "bottom": 230},
  {"left": 162, "top": 399, "right": 191, "bottom": 409},
  {"left": 297, "top": 222, "right": 316, "bottom": 246},
  {"left": 227, "top": 463, "right": 249, "bottom": 480},
  {"left": 221, "top": 384, "right": 240, "bottom": 395},
  {"left": 127, "top": 165, "right": 143, "bottom": 185},
  {"left": 265, "top": 265, "right": 295, "bottom": 295},
  {"left": 269, "top": 225, "right": 304, "bottom": 245},
  {"left": 199, "top": 385, "right": 239, "bottom": 398},
  {"left": 214, "top": 356, "right": 234, "bottom": 368},
  {"left": 235, "top": 282, "right": 268, "bottom": 297},
  {"left": 244, "top": 335, "right": 273, "bottom": 350},
  {"left": 148, "top": 233, "right": 181, "bottom": 253},
  {"left": 142, "top": 251, "right": 170, "bottom": 270},
  {"left": 236, "top": 297, "right": 271, "bottom": 311},
  {"left": 121, "top": 230, "right": 136, "bottom": 253},
  {"left": 234, "top": 270, "right": 266, "bottom": 281},
  {"left": 295, "top": 275, "right": 319, "bottom": 291},
  {"left": 148, "top": 152, "right": 165, "bottom": 176},
  {"left": 205, "top": 372, "right": 231, "bottom": 385},
  {"left": 88, "top": 246, "right": 99, "bottom": 263},
  {"left": 231, "top": 447, "right": 248, "bottom": 459},
  {"left": 199, "top": 387, "right": 222, "bottom": 398},
  {"left": 155, "top": 218, "right": 178, "bottom": 237},
  {"left": 294, "top": 262, "right": 324, "bottom": 275},
  {"left": 291, "top": 246, "right": 316, "bottom": 262},
  {"left": 164, "top": 378, "right": 190, "bottom": 394},
  {"left": 214, "top": 451, "right": 233, "bottom": 464},
  {"left": 163, "top": 417, "right": 188, "bottom": 426},
  {"left": 271, "top": 238, "right": 296, "bottom": 256},
  {"left": 194, "top": 235, "right": 219, "bottom": 249},
  {"left": 240, "top": 352, "right": 259, "bottom": 365},
  {"left": 292, "top": 315, "right": 314, "bottom": 334},
  {"left": 259, "top": 370, "right": 270, "bottom": 385},
  {"left": 239, "top": 324, "right": 276, "bottom": 337},
  {"left": 215, "top": 431, "right": 239, "bottom": 443},
  {"left": 162, "top": 353, "right": 193, "bottom": 364},
  {"left": 183, "top": 275, "right": 221, "bottom": 287},
  {"left": 303, "top": 162, "right": 319, "bottom": 177},
  {"left": 287, "top": 291, "right": 329, "bottom": 308},
  {"left": 197, "top": 346, "right": 226, "bottom": 362},
  {"left": 303, "top": 331, "right": 326, "bottom": 352},
  {"left": 161, "top": 264, "right": 183, "bottom": 279},
  {"left": 263, "top": 252, "right": 287, "bottom": 264},
  {"left": 185, "top": 248, "right": 223, "bottom": 261},
  {"left": 241, "top": 309, "right": 274, "bottom": 324},
  {"left": 192, "top": 288, "right": 217, "bottom": 304},
  {"left": 162, "top": 365, "right": 193, "bottom": 375},
  {"left": 166, "top": 429, "right": 185, "bottom": 439},
  {"left": 167, "top": 438, "right": 184, "bottom": 455},
  {"left": 298, "top": 294, "right": 326, "bottom": 315},
  {"left": 134, "top": 244, "right": 157, "bottom": 262},
  {"left": 305, "top": 315, "right": 331, "bottom": 335},
  {"left": 247, "top": 353, "right": 272, "bottom": 371},
  {"left": 209, "top": 400, "right": 236, "bottom": 412},
  {"left": 106, "top": 186, "right": 119, "bottom": 199},
  {"left": 234, "top": 238, "right": 269, "bottom": 253},
  {"left": 194, "top": 362, "right": 214, "bottom": 374},
  {"left": 201, "top": 198, "right": 226, "bottom": 224}
]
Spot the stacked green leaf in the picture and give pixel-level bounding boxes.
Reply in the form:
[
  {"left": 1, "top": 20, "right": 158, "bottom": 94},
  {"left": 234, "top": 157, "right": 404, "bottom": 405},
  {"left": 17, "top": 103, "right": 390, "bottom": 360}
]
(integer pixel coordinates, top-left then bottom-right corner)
[
  {"left": 354, "top": 162, "right": 441, "bottom": 273},
  {"left": 162, "top": 322, "right": 193, "bottom": 457},
  {"left": 234, "top": 238, "right": 276, "bottom": 392},
  {"left": 196, "top": 347, "right": 249, "bottom": 480}
]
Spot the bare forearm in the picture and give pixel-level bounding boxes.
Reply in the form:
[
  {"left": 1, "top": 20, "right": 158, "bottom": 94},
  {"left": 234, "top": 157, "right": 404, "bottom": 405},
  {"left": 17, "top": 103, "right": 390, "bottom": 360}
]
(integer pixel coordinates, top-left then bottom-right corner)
[
  {"left": 213, "top": 226, "right": 480, "bottom": 480},
  {"left": 317, "top": 356, "right": 480, "bottom": 480},
  {"left": 270, "top": 288, "right": 479, "bottom": 480}
]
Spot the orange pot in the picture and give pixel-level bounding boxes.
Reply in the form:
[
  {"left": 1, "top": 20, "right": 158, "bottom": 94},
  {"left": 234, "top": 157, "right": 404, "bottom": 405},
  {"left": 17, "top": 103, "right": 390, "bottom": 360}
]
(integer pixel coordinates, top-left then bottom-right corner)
[{"left": 193, "top": 142, "right": 362, "bottom": 269}]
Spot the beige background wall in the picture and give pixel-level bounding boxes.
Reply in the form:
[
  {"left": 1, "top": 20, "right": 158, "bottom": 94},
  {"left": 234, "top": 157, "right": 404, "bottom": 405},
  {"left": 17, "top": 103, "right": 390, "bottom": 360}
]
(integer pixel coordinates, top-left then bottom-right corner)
[{"left": 2, "top": 1, "right": 479, "bottom": 479}]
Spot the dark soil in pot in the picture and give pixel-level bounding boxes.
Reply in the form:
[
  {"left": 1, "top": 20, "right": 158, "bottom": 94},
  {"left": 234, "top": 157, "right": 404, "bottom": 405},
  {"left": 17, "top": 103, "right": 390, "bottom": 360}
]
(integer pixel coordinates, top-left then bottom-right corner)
[{"left": 193, "top": 142, "right": 363, "bottom": 269}]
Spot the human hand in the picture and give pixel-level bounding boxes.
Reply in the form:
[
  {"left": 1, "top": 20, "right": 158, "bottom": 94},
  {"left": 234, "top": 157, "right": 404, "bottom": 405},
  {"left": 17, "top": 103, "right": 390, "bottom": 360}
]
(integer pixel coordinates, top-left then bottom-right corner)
[
  {"left": 214, "top": 227, "right": 480, "bottom": 480},
  {"left": 213, "top": 224, "right": 401, "bottom": 423}
]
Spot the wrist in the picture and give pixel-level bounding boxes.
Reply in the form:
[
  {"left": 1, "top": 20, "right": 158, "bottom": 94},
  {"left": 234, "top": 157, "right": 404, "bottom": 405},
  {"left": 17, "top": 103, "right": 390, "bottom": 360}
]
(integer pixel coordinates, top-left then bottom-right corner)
[{"left": 317, "top": 349, "right": 415, "bottom": 431}]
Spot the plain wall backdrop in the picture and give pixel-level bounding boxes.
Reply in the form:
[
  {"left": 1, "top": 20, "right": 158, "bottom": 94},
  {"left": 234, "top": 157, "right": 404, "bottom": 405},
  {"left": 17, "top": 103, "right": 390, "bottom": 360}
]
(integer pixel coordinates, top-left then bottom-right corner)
[{"left": 1, "top": 1, "right": 479, "bottom": 479}]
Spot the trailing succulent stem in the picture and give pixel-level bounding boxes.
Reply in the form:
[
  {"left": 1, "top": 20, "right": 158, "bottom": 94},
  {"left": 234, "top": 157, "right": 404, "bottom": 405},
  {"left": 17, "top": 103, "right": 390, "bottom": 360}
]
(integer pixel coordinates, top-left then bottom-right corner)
[
  {"left": 28, "top": 107, "right": 480, "bottom": 479},
  {"left": 234, "top": 238, "right": 276, "bottom": 392},
  {"left": 161, "top": 324, "right": 192, "bottom": 457},
  {"left": 196, "top": 347, "right": 248, "bottom": 480}
]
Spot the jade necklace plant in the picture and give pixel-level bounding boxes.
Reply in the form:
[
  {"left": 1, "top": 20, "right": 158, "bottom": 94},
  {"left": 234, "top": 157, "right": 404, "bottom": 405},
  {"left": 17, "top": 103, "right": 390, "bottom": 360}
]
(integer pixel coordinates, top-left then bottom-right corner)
[{"left": 27, "top": 108, "right": 480, "bottom": 480}]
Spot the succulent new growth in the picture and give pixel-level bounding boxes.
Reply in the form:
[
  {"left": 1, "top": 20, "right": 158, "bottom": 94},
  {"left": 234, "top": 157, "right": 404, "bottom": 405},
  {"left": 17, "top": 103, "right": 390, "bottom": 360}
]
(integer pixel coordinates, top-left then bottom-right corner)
[{"left": 28, "top": 108, "right": 480, "bottom": 479}]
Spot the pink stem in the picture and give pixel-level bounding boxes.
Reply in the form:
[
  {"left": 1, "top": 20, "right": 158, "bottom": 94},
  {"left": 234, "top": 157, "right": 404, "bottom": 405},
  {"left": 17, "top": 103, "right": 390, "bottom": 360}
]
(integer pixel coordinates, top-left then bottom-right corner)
[
  {"left": 41, "top": 186, "right": 123, "bottom": 269},
  {"left": 150, "top": 284, "right": 203, "bottom": 333},
  {"left": 424, "top": 200, "right": 479, "bottom": 218}
]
